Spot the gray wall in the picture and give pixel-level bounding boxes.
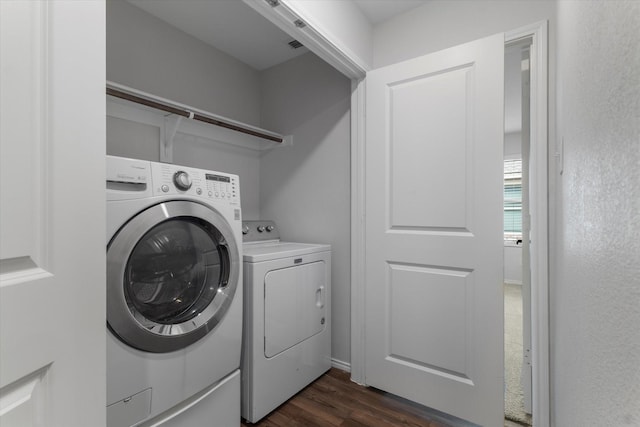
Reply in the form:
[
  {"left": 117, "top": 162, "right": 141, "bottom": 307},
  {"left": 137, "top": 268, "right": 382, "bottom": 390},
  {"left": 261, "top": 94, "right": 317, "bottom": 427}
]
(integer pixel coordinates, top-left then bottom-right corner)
[
  {"left": 554, "top": 1, "right": 640, "bottom": 425},
  {"left": 106, "top": 0, "right": 262, "bottom": 219},
  {"left": 504, "top": 245, "right": 523, "bottom": 285},
  {"left": 107, "top": 117, "right": 160, "bottom": 161},
  {"left": 107, "top": 0, "right": 261, "bottom": 127},
  {"left": 259, "top": 53, "right": 352, "bottom": 366},
  {"left": 372, "top": 0, "right": 557, "bottom": 69},
  {"left": 504, "top": 132, "right": 522, "bottom": 158}
]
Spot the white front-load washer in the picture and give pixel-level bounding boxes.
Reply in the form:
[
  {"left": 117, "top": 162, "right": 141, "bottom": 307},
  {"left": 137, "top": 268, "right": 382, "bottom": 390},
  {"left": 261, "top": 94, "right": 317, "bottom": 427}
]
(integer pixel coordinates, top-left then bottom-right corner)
[
  {"left": 241, "top": 221, "right": 331, "bottom": 423},
  {"left": 106, "top": 155, "right": 243, "bottom": 427}
]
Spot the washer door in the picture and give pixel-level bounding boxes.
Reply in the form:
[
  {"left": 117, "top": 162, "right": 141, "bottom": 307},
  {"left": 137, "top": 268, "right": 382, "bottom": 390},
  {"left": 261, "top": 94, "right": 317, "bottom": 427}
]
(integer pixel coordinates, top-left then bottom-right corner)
[{"left": 107, "top": 201, "right": 239, "bottom": 353}]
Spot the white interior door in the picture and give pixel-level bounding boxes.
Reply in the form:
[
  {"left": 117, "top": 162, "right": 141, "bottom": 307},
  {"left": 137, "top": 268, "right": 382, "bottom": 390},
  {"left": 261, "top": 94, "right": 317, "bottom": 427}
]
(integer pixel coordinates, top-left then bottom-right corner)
[
  {"left": 364, "top": 34, "right": 505, "bottom": 426},
  {"left": 0, "top": 1, "right": 105, "bottom": 426}
]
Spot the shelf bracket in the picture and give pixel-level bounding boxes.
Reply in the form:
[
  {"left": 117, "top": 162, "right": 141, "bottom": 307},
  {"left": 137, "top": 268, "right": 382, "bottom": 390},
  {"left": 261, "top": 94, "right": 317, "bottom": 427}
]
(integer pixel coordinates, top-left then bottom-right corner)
[{"left": 161, "top": 114, "right": 187, "bottom": 163}]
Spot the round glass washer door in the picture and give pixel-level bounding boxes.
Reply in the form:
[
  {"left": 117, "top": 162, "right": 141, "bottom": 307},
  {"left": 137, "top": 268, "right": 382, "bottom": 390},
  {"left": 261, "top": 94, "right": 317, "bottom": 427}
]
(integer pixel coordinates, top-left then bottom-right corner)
[{"left": 107, "top": 201, "right": 239, "bottom": 353}]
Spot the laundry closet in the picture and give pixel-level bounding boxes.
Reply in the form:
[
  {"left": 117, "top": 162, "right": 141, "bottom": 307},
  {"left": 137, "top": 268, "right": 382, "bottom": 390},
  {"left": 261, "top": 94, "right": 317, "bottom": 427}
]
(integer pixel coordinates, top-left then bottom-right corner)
[{"left": 106, "top": 0, "right": 351, "bottom": 371}]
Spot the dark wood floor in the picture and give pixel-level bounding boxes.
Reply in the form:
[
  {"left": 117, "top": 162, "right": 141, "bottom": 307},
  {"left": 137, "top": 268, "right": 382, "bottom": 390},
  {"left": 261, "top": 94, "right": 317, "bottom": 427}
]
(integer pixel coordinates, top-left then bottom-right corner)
[{"left": 241, "top": 369, "right": 478, "bottom": 427}]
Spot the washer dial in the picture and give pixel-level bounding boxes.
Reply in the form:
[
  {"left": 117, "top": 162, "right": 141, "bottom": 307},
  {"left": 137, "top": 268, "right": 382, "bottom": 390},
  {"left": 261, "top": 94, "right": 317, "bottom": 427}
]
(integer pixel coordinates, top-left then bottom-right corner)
[{"left": 173, "top": 171, "right": 192, "bottom": 191}]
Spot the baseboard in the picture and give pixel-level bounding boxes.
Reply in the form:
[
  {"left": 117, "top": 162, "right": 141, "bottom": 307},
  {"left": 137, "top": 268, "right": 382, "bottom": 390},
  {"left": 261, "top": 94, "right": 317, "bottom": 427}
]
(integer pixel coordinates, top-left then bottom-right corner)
[
  {"left": 331, "top": 358, "right": 351, "bottom": 372},
  {"left": 505, "top": 280, "right": 523, "bottom": 286}
]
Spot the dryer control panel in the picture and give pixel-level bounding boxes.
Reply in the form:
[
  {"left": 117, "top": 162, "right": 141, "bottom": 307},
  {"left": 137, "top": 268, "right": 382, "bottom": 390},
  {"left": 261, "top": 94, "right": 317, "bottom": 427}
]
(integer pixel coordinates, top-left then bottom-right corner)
[
  {"left": 150, "top": 162, "right": 240, "bottom": 205},
  {"left": 242, "top": 220, "right": 279, "bottom": 242}
]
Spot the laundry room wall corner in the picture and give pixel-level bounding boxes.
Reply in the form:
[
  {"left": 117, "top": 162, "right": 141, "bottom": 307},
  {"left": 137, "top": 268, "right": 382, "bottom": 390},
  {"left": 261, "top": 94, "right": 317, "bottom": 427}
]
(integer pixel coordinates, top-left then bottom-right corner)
[{"left": 259, "top": 53, "right": 352, "bottom": 366}]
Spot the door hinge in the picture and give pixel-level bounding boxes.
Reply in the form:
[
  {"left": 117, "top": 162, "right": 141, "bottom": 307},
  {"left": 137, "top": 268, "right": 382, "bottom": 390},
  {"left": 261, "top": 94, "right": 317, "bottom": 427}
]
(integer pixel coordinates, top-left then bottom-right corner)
[{"left": 523, "top": 347, "right": 532, "bottom": 366}]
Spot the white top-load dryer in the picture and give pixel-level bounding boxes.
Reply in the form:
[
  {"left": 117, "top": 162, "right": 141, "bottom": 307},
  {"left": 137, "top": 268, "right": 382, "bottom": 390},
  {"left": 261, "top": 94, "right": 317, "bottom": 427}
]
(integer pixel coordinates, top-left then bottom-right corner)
[
  {"left": 106, "top": 156, "right": 243, "bottom": 427},
  {"left": 241, "top": 221, "right": 331, "bottom": 423}
]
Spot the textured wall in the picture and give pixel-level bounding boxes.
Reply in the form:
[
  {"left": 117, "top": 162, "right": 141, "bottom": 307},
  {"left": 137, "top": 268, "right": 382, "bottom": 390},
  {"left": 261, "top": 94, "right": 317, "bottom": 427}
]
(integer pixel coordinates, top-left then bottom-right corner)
[
  {"left": 554, "top": 1, "right": 640, "bottom": 425},
  {"left": 259, "top": 53, "right": 352, "bottom": 366}
]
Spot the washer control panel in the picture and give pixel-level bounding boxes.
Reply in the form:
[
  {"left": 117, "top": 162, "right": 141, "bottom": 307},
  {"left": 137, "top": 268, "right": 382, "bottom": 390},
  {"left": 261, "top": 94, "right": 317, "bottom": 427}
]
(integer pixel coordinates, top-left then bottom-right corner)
[
  {"left": 173, "top": 171, "right": 192, "bottom": 191},
  {"left": 150, "top": 162, "right": 239, "bottom": 205}
]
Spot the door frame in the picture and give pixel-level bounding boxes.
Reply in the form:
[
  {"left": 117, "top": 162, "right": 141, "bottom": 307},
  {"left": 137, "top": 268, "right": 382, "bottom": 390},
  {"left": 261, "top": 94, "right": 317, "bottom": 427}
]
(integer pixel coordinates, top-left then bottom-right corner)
[
  {"left": 242, "top": 3, "right": 549, "bottom": 425},
  {"left": 350, "top": 21, "right": 549, "bottom": 427}
]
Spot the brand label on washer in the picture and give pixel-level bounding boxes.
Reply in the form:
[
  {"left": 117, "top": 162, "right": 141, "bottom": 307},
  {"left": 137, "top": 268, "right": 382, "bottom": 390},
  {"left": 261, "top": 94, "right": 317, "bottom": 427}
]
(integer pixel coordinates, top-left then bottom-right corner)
[{"left": 234, "top": 209, "right": 240, "bottom": 220}]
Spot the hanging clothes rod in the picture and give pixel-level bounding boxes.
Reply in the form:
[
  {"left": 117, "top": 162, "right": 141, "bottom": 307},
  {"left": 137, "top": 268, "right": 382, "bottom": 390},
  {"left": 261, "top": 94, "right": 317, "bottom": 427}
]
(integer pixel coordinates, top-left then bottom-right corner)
[{"left": 106, "top": 86, "right": 283, "bottom": 143}]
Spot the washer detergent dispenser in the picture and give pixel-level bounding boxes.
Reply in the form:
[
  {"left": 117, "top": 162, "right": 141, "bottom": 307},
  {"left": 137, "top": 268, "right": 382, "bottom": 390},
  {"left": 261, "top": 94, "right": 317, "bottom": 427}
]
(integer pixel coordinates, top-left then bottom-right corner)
[{"left": 241, "top": 220, "right": 331, "bottom": 423}]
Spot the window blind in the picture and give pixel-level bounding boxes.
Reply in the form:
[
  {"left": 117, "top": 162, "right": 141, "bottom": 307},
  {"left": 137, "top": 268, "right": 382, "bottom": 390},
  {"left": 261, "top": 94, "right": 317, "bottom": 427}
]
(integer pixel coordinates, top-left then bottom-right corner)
[{"left": 504, "top": 159, "right": 522, "bottom": 238}]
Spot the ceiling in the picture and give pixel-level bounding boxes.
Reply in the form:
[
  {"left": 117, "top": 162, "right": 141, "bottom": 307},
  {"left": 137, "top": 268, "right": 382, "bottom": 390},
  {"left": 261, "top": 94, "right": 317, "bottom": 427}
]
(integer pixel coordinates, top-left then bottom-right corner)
[
  {"left": 354, "top": 0, "right": 429, "bottom": 25},
  {"left": 127, "top": 0, "right": 429, "bottom": 71}
]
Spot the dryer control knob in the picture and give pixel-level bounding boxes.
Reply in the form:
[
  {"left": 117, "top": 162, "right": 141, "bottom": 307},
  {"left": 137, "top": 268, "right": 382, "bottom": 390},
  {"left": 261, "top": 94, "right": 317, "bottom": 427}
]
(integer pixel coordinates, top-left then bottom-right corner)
[
  {"left": 266, "top": 225, "right": 275, "bottom": 232},
  {"left": 173, "top": 171, "right": 192, "bottom": 191},
  {"left": 242, "top": 225, "right": 250, "bottom": 235},
  {"left": 257, "top": 226, "right": 265, "bottom": 232}
]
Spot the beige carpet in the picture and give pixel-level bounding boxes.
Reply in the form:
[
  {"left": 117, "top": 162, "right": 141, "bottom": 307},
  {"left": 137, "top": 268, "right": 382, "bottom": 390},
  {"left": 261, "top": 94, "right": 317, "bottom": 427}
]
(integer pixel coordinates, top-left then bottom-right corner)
[{"left": 504, "top": 283, "right": 532, "bottom": 425}]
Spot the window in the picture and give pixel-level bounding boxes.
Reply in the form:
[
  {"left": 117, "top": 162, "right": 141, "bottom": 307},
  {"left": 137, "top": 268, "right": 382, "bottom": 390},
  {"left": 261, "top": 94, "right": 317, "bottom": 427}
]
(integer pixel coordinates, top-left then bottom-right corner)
[{"left": 504, "top": 159, "right": 522, "bottom": 241}]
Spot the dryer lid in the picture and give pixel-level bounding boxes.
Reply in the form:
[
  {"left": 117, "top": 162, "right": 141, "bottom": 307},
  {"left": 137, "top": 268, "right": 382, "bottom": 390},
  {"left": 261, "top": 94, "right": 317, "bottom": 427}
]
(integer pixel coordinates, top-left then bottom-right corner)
[{"left": 242, "top": 242, "right": 330, "bottom": 263}]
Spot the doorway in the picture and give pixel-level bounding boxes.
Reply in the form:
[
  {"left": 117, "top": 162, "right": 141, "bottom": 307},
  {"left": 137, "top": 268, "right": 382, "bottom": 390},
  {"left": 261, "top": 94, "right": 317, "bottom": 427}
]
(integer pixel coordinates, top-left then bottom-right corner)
[
  {"left": 504, "top": 39, "right": 532, "bottom": 426},
  {"left": 502, "top": 21, "right": 550, "bottom": 426},
  {"left": 345, "top": 19, "right": 550, "bottom": 427}
]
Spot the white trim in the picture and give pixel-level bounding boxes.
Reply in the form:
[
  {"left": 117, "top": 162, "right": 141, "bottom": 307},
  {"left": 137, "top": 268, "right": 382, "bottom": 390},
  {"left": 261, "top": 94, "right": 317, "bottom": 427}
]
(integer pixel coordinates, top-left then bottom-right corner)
[
  {"left": 106, "top": 81, "right": 286, "bottom": 154},
  {"left": 106, "top": 97, "right": 273, "bottom": 156},
  {"left": 241, "top": 0, "right": 367, "bottom": 79},
  {"left": 0, "top": 267, "right": 53, "bottom": 288},
  {"left": 331, "top": 358, "right": 351, "bottom": 373},
  {"left": 504, "top": 280, "right": 524, "bottom": 286},
  {"left": 349, "top": 79, "right": 366, "bottom": 385},
  {"left": 351, "top": 20, "right": 550, "bottom": 427}
]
